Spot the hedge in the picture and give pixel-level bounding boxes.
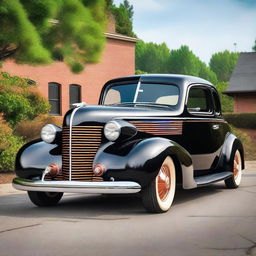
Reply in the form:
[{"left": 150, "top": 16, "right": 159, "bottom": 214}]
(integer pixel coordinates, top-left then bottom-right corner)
[{"left": 223, "top": 113, "right": 256, "bottom": 129}]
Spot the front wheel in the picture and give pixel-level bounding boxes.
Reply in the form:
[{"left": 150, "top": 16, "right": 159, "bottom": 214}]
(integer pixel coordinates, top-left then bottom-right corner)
[
  {"left": 28, "top": 191, "right": 63, "bottom": 207},
  {"left": 225, "top": 150, "right": 242, "bottom": 189},
  {"left": 142, "top": 156, "right": 176, "bottom": 213}
]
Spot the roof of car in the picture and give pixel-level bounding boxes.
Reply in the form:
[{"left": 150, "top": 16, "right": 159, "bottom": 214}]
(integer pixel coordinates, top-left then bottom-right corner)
[{"left": 105, "top": 74, "right": 213, "bottom": 87}]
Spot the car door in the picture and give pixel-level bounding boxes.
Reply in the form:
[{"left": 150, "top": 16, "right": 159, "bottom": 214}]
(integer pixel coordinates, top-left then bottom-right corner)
[{"left": 180, "top": 85, "right": 223, "bottom": 171}]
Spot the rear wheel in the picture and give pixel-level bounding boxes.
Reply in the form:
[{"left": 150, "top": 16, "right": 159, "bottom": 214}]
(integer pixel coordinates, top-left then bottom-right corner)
[
  {"left": 28, "top": 191, "right": 63, "bottom": 207},
  {"left": 142, "top": 156, "right": 176, "bottom": 213},
  {"left": 225, "top": 150, "right": 242, "bottom": 189}
]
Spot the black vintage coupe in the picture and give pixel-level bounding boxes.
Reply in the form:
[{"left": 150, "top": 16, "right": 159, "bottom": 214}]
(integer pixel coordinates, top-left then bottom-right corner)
[{"left": 13, "top": 74, "right": 244, "bottom": 213}]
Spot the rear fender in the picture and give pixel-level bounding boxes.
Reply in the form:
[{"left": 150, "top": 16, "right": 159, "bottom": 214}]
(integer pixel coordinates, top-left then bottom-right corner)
[{"left": 217, "top": 133, "right": 245, "bottom": 171}]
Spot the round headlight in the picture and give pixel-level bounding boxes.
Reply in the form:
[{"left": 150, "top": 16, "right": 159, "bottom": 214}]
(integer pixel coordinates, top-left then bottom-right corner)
[
  {"left": 104, "top": 121, "right": 121, "bottom": 141},
  {"left": 41, "top": 124, "right": 57, "bottom": 143}
]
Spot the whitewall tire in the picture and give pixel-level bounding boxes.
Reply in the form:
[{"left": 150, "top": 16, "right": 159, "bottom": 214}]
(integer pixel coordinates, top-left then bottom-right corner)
[
  {"left": 142, "top": 156, "right": 176, "bottom": 213},
  {"left": 225, "top": 150, "right": 242, "bottom": 189}
]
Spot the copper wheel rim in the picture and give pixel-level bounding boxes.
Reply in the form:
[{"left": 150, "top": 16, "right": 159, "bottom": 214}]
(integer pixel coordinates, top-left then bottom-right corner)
[
  {"left": 233, "top": 152, "right": 241, "bottom": 179},
  {"left": 157, "top": 164, "right": 171, "bottom": 201}
]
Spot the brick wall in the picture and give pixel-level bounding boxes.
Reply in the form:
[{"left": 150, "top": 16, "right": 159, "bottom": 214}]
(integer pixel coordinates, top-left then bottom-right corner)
[
  {"left": 234, "top": 94, "right": 256, "bottom": 113},
  {"left": 1, "top": 37, "right": 136, "bottom": 116}
]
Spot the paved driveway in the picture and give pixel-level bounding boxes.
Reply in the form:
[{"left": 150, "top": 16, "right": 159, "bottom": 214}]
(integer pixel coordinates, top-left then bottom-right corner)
[{"left": 0, "top": 162, "right": 255, "bottom": 256}]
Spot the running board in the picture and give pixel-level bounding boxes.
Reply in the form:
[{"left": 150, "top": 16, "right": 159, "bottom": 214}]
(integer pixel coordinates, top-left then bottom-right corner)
[{"left": 195, "top": 171, "right": 233, "bottom": 187}]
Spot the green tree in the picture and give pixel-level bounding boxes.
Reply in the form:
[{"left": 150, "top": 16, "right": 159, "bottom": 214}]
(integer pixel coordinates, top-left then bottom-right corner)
[
  {"left": 136, "top": 43, "right": 217, "bottom": 84},
  {"left": 136, "top": 41, "right": 170, "bottom": 73},
  {"left": 252, "top": 39, "right": 256, "bottom": 51},
  {"left": 215, "top": 82, "right": 233, "bottom": 113},
  {"left": 168, "top": 45, "right": 217, "bottom": 84},
  {"left": 0, "top": 0, "right": 107, "bottom": 73},
  {"left": 111, "top": 0, "right": 136, "bottom": 37},
  {"left": 209, "top": 50, "right": 239, "bottom": 82},
  {"left": 168, "top": 46, "right": 199, "bottom": 76}
]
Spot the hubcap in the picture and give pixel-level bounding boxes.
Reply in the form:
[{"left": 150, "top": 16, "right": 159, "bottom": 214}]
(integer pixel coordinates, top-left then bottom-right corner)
[{"left": 157, "top": 164, "right": 171, "bottom": 201}]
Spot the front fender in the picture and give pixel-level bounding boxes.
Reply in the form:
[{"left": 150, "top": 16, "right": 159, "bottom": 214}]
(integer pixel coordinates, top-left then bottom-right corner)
[
  {"left": 94, "top": 137, "right": 195, "bottom": 188},
  {"left": 15, "top": 139, "right": 61, "bottom": 179}
]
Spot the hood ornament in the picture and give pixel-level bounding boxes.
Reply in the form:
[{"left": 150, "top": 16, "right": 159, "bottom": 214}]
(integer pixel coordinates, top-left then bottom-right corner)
[{"left": 72, "top": 102, "right": 87, "bottom": 108}]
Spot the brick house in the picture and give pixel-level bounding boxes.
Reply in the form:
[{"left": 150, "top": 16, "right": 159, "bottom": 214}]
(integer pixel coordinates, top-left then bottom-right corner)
[
  {"left": 224, "top": 52, "right": 256, "bottom": 113},
  {"left": 1, "top": 20, "right": 139, "bottom": 116}
]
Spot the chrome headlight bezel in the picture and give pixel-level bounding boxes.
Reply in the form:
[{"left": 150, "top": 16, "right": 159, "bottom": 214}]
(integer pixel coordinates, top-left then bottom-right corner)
[
  {"left": 104, "top": 121, "right": 121, "bottom": 142},
  {"left": 41, "top": 124, "right": 58, "bottom": 143}
]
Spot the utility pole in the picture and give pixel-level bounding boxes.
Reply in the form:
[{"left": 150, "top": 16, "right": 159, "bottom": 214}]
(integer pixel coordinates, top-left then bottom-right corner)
[{"left": 234, "top": 43, "right": 237, "bottom": 52}]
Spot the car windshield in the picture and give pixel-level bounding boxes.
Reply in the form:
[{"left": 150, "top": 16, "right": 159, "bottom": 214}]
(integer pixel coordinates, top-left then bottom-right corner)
[{"left": 103, "top": 82, "right": 180, "bottom": 106}]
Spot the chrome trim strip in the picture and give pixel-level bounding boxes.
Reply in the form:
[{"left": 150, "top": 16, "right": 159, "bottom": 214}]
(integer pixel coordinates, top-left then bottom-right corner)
[
  {"left": 12, "top": 178, "right": 141, "bottom": 194},
  {"left": 69, "top": 105, "right": 85, "bottom": 181}
]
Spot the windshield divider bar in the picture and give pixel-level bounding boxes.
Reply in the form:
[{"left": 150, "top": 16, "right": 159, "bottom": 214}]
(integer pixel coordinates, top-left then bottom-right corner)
[{"left": 133, "top": 80, "right": 141, "bottom": 103}]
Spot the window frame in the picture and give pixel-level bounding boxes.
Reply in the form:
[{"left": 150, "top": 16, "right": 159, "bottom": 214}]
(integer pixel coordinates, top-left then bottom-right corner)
[
  {"left": 186, "top": 84, "right": 214, "bottom": 117},
  {"left": 48, "top": 82, "right": 61, "bottom": 115},
  {"left": 69, "top": 84, "right": 81, "bottom": 109},
  {"left": 211, "top": 88, "right": 222, "bottom": 116}
]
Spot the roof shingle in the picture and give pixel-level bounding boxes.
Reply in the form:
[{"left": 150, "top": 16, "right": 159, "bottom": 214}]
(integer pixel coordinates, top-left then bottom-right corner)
[{"left": 225, "top": 52, "right": 256, "bottom": 94}]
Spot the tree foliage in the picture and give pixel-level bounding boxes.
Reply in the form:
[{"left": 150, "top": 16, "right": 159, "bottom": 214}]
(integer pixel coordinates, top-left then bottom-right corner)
[
  {"left": 136, "top": 43, "right": 217, "bottom": 84},
  {"left": 252, "top": 39, "right": 256, "bottom": 51},
  {"left": 110, "top": 0, "right": 136, "bottom": 37},
  {"left": 168, "top": 46, "right": 217, "bottom": 84},
  {"left": 215, "top": 82, "right": 233, "bottom": 113},
  {"left": 209, "top": 50, "right": 239, "bottom": 82},
  {"left": 0, "top": 0, "right": 107, "bottom": 73},
  {"left": 0, "top": 72, "right": 50, "bottom": 127},
  {"left": 0, "top": 121, "right": 24, "bottom": 171},
  {"left": 136, "top": 41, "right": 170, "bottom": 73}
]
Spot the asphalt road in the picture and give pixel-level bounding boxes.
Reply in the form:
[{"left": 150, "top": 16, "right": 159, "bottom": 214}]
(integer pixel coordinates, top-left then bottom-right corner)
[{"left": 0, "top": 162, "right": 255, "bottom": 256}]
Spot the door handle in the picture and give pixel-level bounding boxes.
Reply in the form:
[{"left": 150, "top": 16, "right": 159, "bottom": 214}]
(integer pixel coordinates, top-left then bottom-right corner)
[{"left": 212, "top": 124, "right": 219, "bottom": 130}]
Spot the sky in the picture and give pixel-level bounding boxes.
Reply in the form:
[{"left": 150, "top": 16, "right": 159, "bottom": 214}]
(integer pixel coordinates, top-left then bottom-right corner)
[{"left": 113, "top": 0, "right": 256, "bottom": 64}]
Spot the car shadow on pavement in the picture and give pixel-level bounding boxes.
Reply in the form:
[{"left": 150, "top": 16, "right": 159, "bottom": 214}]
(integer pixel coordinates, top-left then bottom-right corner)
[{"left": 0, "top": 183, "right": 225, "bottom": 219}]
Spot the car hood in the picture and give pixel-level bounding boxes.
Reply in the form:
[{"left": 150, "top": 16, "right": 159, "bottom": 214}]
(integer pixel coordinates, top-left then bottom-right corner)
[{"left": 63, "top": 105, "right": 182, "bottom": 126}]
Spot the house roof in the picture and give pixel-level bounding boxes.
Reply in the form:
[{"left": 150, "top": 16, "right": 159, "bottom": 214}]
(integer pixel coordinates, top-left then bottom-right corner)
[{"left": 224, "top": 52, "right": 256, "bottom": 95}]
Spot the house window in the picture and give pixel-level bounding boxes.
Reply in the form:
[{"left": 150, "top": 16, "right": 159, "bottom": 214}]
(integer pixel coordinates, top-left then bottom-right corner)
[
  {"left": 48, "top": 82, "right": 61, "bottom": 115},
  {"left": 69, "top": 84, "right": 81, "bottom": 108}
]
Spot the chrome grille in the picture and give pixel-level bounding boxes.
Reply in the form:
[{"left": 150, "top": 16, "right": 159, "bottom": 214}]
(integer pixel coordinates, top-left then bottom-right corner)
[{"left": 62, "top": 126, "right": 103, "bottom": 181}]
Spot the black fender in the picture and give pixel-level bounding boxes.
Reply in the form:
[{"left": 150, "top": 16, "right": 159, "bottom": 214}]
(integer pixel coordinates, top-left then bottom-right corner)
[
  {"left": 217, "top": 133, "right": 245, "bottom": 172},
  {"left": 94, "top": 137, "right": 196, "bottom": 188},
  {"left": 15, "top": 139, "right": 61, "bottom": 179}
]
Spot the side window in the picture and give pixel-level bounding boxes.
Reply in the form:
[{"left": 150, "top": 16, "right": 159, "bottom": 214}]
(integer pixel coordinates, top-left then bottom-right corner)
[
  {"left": 69, "top": 84, "right": 81, "bottom": 108},
  {"left": 212, "top": 89, "right": 221, "bottom": 115},
  {"left": 48, "top": 82, "right": 61, "bottom": 115},
  {"left": 187, "top": 87, "right": 213, "bottom": 114}
]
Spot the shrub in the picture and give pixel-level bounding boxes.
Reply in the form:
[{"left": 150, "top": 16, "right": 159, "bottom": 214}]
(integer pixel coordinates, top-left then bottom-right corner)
[
  {"left": 0, "top": 72, "right": 50, "bottom": 127},
  {"left": 0, "top": 121, "right": 25, "bottom": 171},
  {"left": 15, "top": 114, "right": 62, "bottom": 141},
  {"left": 224, "top": 113, "right": 256, "bottom": 129},
  {"left": 230, "top": 125, "right": 256, "bottom": 160},
  {"left": 135, "top": 69, "right": 148, "bottom": 75}
]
